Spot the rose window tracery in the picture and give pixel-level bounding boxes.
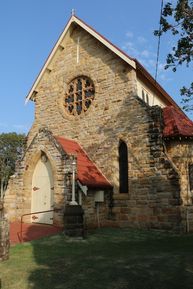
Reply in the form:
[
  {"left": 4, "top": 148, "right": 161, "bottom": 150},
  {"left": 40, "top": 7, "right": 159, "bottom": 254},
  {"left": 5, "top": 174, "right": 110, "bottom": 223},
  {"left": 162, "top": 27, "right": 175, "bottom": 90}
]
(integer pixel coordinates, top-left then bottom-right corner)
[{"left": 64, "top": 76, "right": 95, "bottom": 116}]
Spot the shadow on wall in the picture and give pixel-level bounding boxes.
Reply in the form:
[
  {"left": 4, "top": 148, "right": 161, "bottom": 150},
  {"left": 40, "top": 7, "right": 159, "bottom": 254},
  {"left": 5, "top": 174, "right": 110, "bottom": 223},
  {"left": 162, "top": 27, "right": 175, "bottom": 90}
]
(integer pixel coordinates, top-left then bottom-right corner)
[{"left": 81, "top": 95, "right": 182, "bottom": 226}]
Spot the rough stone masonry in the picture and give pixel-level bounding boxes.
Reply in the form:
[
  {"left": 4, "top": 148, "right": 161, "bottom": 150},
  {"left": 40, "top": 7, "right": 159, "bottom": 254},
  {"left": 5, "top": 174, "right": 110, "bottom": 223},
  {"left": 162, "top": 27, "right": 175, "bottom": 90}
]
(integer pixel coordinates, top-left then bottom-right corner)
[{"left": 4, "top": 17, "right": 193, "bottom": 232}]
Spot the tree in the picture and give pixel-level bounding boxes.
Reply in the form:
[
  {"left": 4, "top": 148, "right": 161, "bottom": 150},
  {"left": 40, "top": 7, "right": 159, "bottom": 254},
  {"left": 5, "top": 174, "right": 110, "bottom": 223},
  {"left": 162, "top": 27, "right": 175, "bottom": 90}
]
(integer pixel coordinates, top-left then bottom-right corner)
[
  {"left": 154, "top": 0, "right": 193, "bottom": 111},
  {"left": 0, "top": 133, "right": 26, "bottom": 199}
]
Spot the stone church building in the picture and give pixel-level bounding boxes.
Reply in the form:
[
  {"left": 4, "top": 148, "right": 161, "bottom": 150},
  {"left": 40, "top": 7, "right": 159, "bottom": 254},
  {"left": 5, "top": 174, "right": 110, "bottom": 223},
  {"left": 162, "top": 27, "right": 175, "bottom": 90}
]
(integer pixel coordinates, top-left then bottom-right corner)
[{"left": 4, "top": 15, "right": 193, "bottom": 232}]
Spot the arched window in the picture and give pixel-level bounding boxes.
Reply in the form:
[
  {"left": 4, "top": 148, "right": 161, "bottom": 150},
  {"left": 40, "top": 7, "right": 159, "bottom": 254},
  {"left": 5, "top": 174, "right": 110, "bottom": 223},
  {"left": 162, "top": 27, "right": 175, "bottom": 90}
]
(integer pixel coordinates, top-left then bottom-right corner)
[
  {"left": 189, "top": 164, "right": 193, "bottom": 191},
  {"left": 188, "top": 164, "right": 193, "bottom": 204},
  {"left": 146, "top": 93, "right": 149, "bottom": 105},
  {"left": 142, "top": 89, "right": 145, "bottom": 101},
  {"left": 119, "top": 141, "right": 129, "bottom": 194}
]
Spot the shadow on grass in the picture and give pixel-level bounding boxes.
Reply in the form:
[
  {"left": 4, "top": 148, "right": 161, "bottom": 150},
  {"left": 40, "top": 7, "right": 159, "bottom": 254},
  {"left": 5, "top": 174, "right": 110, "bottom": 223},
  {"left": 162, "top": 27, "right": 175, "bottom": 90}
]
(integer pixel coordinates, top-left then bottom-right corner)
[{"left": 27, "top": 228, "right": 193, "bottom": 289}]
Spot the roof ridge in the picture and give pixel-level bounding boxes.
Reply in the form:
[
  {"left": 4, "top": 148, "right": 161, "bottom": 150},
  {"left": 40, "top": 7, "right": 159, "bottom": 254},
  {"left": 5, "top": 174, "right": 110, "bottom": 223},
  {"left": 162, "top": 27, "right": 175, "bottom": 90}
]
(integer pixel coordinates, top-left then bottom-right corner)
[
  {"left": 25, "top": 14, "right": 135, "bottom": 103},
  {"left": 25, "top": 14, "right": 180, "bottom": 110},
  {"left": 73, "top": 15, "right": 135, "bottom": 62}
]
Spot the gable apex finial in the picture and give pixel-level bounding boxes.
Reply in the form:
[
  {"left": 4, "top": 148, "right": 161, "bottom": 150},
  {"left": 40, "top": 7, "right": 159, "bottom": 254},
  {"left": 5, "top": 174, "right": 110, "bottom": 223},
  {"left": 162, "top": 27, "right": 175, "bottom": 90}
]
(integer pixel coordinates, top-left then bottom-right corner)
[{"left": 71, "top": 9, "right": 75, "bottom": 16}]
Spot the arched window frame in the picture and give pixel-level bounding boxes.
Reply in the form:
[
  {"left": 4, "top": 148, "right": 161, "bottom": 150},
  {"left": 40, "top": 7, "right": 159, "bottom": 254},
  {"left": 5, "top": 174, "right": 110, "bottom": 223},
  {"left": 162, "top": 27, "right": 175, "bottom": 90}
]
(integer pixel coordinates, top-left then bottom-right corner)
[
  {"left": 189, "top": 164, "right": 193, "bottom": 191},
  {"left": 142, "top": 89, "right": 145, "bottom": 101},
  {"left": 119, "top": 140, "right": 129, "bottom": 194},
  {"left": 146, "top": 93, "right": 149, "bottom": 105}
]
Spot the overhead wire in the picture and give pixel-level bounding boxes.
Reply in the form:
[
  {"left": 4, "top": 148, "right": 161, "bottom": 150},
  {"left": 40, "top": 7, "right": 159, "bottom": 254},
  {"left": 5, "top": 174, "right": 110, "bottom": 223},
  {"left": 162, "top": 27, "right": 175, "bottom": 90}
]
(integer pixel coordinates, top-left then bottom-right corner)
[{"left": 155, "top": 0, "right": 164, "bottom": 82}]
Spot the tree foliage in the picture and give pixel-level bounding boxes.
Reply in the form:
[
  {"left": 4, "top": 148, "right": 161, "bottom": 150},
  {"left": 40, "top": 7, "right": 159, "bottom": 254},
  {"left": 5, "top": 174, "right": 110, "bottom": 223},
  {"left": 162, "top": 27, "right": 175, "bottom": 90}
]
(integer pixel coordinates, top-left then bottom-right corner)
[
  {"left": 0, "top": 132, "right": 26, "bottom": 198},
  {"left": 154, "top": 0, "right": 193, "bottom": 110}
]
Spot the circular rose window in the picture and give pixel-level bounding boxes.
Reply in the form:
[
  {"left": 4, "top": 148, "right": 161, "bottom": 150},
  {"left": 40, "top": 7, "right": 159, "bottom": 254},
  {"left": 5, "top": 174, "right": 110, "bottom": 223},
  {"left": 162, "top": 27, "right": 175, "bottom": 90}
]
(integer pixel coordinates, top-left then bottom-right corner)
[{"left": 64, "top": 76, "right": 95, "bottom": 116}]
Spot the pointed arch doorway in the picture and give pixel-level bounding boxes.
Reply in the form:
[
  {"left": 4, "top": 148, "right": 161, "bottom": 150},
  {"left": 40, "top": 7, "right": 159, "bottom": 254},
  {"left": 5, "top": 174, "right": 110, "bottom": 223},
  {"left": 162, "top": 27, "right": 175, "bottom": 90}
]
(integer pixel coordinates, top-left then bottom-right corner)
[{"left": 31, "top": 155, "right": 54, "bottom": 224}]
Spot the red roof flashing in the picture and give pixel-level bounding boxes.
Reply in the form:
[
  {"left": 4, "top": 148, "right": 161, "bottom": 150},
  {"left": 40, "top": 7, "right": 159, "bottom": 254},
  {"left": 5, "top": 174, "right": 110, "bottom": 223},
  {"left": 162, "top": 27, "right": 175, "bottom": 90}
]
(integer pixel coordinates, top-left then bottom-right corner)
[
  {"left": 55, "top": 136, "right": 112, "bottom": 188},
  {"left": 163, "top": 106, "right": 193, "bottom": 138}
]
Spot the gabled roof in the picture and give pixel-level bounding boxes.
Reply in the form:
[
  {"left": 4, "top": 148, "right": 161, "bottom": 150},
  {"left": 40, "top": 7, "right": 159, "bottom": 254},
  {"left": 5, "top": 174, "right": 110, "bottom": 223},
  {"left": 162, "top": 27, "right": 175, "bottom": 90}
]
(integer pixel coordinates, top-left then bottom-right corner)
[
  {"left": 25, "top": 15, "right": 179, "bottom": 110},
  {"left": 26, "top": 15, "right": 135, "bottom": 103},
  {"left": 55, "top": 136, "right": 112, "bottom": 189},
  {"left": 163, "top": 106, "right": 193, "bottom": 138}
]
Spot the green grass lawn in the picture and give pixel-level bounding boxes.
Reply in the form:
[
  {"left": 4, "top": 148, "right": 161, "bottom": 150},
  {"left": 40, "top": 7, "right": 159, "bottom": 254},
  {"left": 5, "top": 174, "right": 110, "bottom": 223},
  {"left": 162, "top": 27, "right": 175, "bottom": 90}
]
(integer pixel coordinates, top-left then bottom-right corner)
[{"left": 1, "top": 228, "right": 193, "bottom": 289}]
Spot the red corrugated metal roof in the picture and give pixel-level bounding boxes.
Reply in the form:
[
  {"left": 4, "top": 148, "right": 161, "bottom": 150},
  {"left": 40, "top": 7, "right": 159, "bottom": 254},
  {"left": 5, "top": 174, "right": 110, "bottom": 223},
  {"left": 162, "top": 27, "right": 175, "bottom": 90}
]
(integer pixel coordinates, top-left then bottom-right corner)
[
  {"left": 55, "top": 136, "right": 112, "bottom": 188},
  {"left": 163, "top": 106, "right": 193, "bottom": 138}
]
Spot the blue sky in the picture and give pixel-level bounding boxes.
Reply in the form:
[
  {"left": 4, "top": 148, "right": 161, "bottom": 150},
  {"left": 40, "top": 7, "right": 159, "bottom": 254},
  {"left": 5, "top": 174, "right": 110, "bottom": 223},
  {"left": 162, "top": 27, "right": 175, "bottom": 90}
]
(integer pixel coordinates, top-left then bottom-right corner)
[{"left": 0, "top": 0, "right": 192, "bottom": 134}]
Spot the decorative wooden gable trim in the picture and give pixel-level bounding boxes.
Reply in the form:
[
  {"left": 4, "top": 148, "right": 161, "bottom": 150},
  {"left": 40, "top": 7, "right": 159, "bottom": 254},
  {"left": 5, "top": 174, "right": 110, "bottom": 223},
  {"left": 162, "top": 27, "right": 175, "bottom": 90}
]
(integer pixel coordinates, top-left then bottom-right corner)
[
  {"left": 25, "top": 15, "right": 180, "bottom": 112},
  {"left": 25, "top": 15, "right": 136, "bottom": 103}
]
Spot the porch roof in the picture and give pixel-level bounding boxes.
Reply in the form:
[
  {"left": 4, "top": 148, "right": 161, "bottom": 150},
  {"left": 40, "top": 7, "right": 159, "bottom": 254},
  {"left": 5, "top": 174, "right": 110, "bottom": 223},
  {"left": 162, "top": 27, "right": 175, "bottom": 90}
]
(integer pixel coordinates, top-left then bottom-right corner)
[
  {"left": 55, "top": 136, "right": 112, "bottom": 189},
  {"left": 163, "top": 106, "right": 193, "bottom": 138}
]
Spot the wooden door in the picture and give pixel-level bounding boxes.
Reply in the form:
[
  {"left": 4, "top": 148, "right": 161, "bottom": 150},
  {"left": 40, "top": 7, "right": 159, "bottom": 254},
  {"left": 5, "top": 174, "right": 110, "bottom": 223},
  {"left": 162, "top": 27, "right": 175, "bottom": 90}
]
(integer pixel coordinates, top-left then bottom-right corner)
[{"left": 31, "top": 157, "right": 54, "bottom": 224}]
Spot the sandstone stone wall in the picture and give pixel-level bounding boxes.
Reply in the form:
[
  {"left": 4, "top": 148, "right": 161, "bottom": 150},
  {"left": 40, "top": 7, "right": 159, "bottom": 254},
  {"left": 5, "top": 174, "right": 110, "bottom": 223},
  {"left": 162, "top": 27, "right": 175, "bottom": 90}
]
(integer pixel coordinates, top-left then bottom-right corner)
[
  {"left": 112, "top": 106, "right": 182, "bottom": 231},
  {"left": 166, "top": 140, "right": 193, "bottom": 204},
  {"left": 5, "top": 25, "right": 184, "bottom": 231},
  {"left": 166, "top": 140, "right": 193, "bottom": 231},
  {"left": 4, "top": 129, "right": 70, "bottom": 225},
  {"left": 4, "top": 129, "right": 111, "bottom": 227},
  {"left": 82, "top": 189, "right": 113, "bottom": 229}
]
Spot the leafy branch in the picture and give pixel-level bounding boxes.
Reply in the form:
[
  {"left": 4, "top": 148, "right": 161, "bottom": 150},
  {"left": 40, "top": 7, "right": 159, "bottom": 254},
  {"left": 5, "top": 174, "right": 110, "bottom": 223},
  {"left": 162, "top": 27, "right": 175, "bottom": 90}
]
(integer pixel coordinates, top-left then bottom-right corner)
[
  {"left": 0, "top": 133, "right": 26, "bottom": 198},
  {"left": 154, "top": 0, "right": 193, "bottom": 110}
]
